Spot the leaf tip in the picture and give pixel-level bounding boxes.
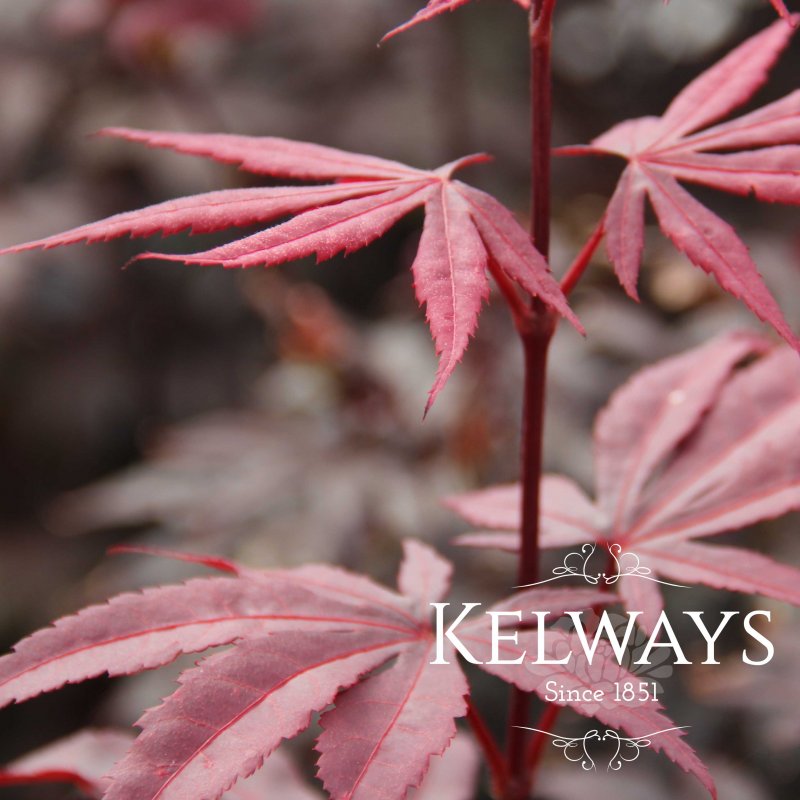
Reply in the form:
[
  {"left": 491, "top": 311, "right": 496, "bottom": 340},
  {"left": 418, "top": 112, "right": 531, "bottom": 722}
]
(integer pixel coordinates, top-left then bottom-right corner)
[
  {"left": 618, "top": 276, "right": 641, "bottom": 304},
  {"left": 107, "top": 545, "right": 241, "bottom": 575},
  {"left": 93, "top": 126, "right": 139, "bottom": 142},
  {"left": 780, "top": 9, "right": 799, "bottom": 27},
  {"left": 568, "top": 308, "right": 586, "bottom": 337},
  {"left": 553, "top": 144, "right": 608, "bottom": 159},
  {"left": 379, "top": 28, "right": 400, "bottom": 44},
  {"left": 437, "top": 153, "right": 494, "bottom": 179}
]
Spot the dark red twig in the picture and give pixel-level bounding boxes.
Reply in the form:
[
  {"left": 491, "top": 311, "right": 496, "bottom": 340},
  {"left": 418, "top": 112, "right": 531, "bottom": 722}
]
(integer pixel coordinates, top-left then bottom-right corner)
[
  {"left": 465, "top": 697, "right": 508, "bottom": 796},
  {"left": 527, "top": 550, "right": 617, "bottom": 786},
  {"left": 488, "top": 257, "right": 533, "bottom": 330},
  {"left": 560, "top": 216, "right": 606, "bottom": 296},
  {"left": 526, "top": 702, "right": 563, "bottom": 781},
  {"left": 504, "top": 2, "right": 558, "bottom": 799}
]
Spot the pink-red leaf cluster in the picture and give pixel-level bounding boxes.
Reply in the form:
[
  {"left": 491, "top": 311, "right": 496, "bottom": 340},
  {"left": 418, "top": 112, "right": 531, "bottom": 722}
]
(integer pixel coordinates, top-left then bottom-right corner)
[
  {"left": 449, "top": 332, "right": 800, "bottom": 634},
  {"left": 0, "top": 729, "right": 480, "bottom": 800},
  {"left": 0, "top": 129, "right": 578, "bottom": 411},
  {"left": 387, "top": 0, "right": 794, "bottom": 43},
  {"left": 0, "top": 542, "right": 710, "bottom": 798},
  {"left": 561, "top": 19, "right": 800, "bottom": 348},
  {"left": 384, "top": 0, "right": 530, "bottom": 40}
]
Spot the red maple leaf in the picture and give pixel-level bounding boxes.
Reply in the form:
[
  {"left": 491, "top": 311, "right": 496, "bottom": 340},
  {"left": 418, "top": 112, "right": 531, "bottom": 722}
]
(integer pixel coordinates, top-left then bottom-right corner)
[
  {"left": 0, "top": 728, "right": 480, "bottom": 800},
  {"left": 0, "top": 730, "right": 133, "bottom": 798},
  {"left": 448, "top": 332, "right": 800, "bottom": 635},
  {"left": 0, "top": 129, "right": 578, "bottom": 411},
  {"left": 385, "top": 0, "right": 793, "bottom": 41},
  {"left": 766, "top": 0, "right": 793, "bottom": 20},
  {"left": 0, "top": 542, "right": 712, "bottom": 799},
  {"left": 770, "top": 0, "right": 792, "bottom": 18},
  {"left": 384, "top": 0, "right": 531, "bottom": 40},
  {"left": 559, "top": 18, "right": 800, "bottom": 349}
]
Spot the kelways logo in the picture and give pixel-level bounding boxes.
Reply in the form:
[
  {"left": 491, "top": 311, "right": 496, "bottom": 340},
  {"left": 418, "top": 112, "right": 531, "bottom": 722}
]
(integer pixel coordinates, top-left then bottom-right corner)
[
  {"left": 516, "top": 725, "right": 691, "bottom": 773},
  {"left": 430, "top": 604, "right": 774, "bottom": 669},
  {"left": 431, "top": 544, "right": 774, "bottom": 669},
  {"left": 429, "top": 544, "right": 776, "bottom": 773},
  {"left": 516, "top": 542, "right": 689, "bottom": 589}
]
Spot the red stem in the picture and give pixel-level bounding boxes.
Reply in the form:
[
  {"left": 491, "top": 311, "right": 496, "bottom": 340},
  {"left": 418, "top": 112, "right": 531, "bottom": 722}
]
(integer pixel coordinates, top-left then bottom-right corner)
[
  {"left": 526, "top": 702, "right": 563, "bottom": 780},
  {"left": 488, "top": 257, "right": 532, "bottom": 329},
  {"left": 504, "top": 317, "right": 553, "bottom": 800},
  {"left": 560, "top": 216, "right": 606, "bottom": 296},
  {"left": 525, "top": 551, "right": 617, "bottom": 784},
  {"left": 504, "top": 3, "right": 558, "bottom": 799},
  {"left": 530, "top": 0, "right": 555, "bottom": 254},
  {"left": 466, "top": 698, "right": 508, "bottom": 796}
]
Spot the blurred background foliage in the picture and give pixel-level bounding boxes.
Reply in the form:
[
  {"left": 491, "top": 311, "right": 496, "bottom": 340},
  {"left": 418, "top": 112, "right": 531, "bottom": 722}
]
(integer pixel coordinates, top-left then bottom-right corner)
[{"left": 0, "top": 0, "right": 798, "bottom": 797}]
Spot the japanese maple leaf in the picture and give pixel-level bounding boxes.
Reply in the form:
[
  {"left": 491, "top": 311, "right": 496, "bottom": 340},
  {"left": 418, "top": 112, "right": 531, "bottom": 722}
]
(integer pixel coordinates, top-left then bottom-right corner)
[
  {"left": 559, "top": 18, "right": 800, "bottom": 349},
  {"left": 767, "top": 0, "right": 792, "bottom": 19},
  {"left": 384, "top": 0, "right": 530, "bottom": 40},
  {"left": 0, "top": 129, "right": 578, "bottom": 411},
  {"left": 386, "top": 0, "right": 793, "bottom": 41},
  {"left": 0, "top": 542, "right": 712, "bottom": 798},
  {"left": 0, "top": 729, "right": 480, "bottom": 800},
  {"left": 0, "top": 730, "right": 134, "bottom": 798},
  {"left": 448, "top": 332, "right": 800, "bottom": 635}
]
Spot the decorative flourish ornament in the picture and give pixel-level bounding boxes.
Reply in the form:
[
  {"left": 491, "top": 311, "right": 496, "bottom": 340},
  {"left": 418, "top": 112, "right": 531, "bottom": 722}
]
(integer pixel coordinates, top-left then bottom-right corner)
[
  {"left": 516, "top": 543, "right": 689, "bottom": 589},
  {"left": 519, "top": 726, "right": 691, "bottom": 771}
]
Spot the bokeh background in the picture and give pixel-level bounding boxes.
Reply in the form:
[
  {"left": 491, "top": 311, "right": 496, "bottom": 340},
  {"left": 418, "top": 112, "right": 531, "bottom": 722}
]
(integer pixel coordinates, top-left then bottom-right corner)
[{"left": 0, "top": 0, "right": 798, "bottom": 797}]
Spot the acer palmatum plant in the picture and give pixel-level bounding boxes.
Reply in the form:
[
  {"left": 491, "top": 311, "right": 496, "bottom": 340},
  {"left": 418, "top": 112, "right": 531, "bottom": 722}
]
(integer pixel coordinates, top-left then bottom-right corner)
[
  {"left": 1, "top": 2, "right": 800, "bottom": 800},
  {"left": 0, "top": 130, "right": 578, "bottom": 412},
  {"left": 0, "top": 726, "right": 481, "bottom": 800},
  {"left": 558, "top": 18, "right": 800, "bottom": 345},
  {"left": 0, "top": 542, "right": 713, "bottom": 797},
  {"left": 448, "top": 331, "right": 800, "bottom": 634}
]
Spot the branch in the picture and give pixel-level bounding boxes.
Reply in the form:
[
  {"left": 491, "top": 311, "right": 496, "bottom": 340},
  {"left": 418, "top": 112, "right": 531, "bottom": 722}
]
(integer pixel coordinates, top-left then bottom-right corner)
[
  {"left": 504, "top": 3, "right": 558, "bottom": 799},
  {"left": 488, "top": 257, "right": 532, "bottom": 330},
  {"left": 466, "top": 697, "right": 508, "bottom": 795},
  {"left": 560, "top": 215, "right": 605, "bottom": 296},
  {"left": 526, "top": 702, "right": 562, "bottom": 779}
]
